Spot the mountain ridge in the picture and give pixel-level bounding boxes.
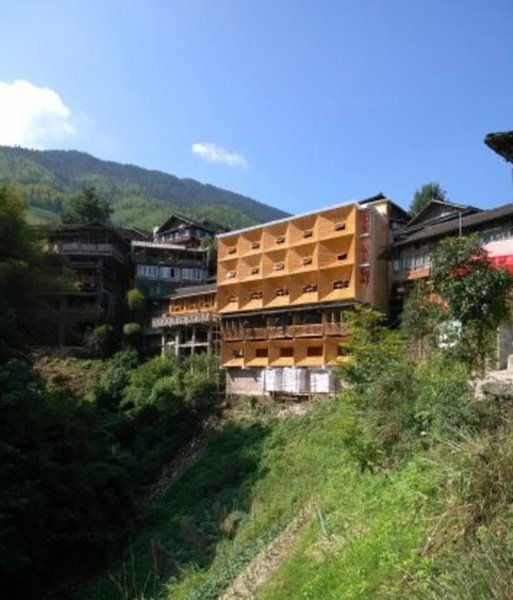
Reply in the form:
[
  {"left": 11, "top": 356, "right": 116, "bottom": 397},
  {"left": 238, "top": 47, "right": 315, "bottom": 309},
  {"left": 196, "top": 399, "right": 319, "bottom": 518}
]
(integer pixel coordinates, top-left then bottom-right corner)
[{"left": 0, "top": 146, "right": 289, "bottom": 230}]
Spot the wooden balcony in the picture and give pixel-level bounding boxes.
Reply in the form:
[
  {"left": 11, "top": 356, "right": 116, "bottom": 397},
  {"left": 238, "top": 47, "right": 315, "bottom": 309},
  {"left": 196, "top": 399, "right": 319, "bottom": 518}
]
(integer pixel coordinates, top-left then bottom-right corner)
[
  {"left": 292, "top": 323, "right": 324, "bottom": 337},
  {"left": 152, "top": 312, "right": 218, "bottom": 328},
  {"left": 324, "top": 322, "right": 348, "bottom": 336},
  {"left": 221, "top": 322, "right": 347, "bottom": 341}
]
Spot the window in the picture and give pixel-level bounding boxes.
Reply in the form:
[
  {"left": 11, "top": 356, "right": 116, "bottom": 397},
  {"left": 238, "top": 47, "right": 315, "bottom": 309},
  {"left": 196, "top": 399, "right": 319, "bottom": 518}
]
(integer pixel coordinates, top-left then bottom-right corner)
[
  {"left": 276, "top": 235, "right": 285, "bottom": 244},
  {"left": 159, "top": 266, "right": 177, "bottom": 280},
  {"left": 136, "top": 264, "right": 158, "bottom": 278},
  {"left": 333, "top": 279, "right": 350, "bottom": 290},
  {"left": 182, "top": 268, "right": 204, "bottom": 281},
  {"left": 276, "top": 287, "right": 289, "bottom": 297},
  {"left": 226, "top": 271, "right": 236, "bottom": 279},
  {"left": 337, "top": 252, "right": 347, "bottom": 261},
  {"left": 307, "top": 346, "right": 323, "bottom": 357},
  {"left": 280, "top": 347, "right": 293, "bottom": 357},
  {"left": 274, "top": 262, "right": 285, "bottom": 271},
  {"left": 334, "top": 221, "right": 346, "bottom": 231},
  {"left": 302, "top": 257, "right": 312, "bottom": 266},
  {"left": 232, "top": 349, "right": 244, "bottom": 358},
  {"left": 303, "top": 229, "right": 313, "bottom": 238},
  {"left": 250, "top": 291, "right": 263, "bottom": 300},
  {"left": 228, "top": 247, "right": 237, "bottom": 255},
  {"left": 303, "top": 284, "right": 317, "bottom": 293},
  {"left": 251, "top": 241, "right": 260, "bottom": 250},
  {"left": 255, "top": 348, "right": 268, "bottom": 358},
  {"left": 250, "top": 267, "right": 260, "bottom": 275}
]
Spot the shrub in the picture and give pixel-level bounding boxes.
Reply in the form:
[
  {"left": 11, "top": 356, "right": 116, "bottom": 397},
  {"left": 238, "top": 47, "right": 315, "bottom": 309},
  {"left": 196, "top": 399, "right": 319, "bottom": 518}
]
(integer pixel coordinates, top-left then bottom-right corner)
[
  {"left": 95, "top": 348, "right": 139, "bottom": 409},
  {"left": 122, "top": 355, "right": 182, "bottom": 410},
  {"left": 85, "top": 323, "right": 116, "bottom": 358}
]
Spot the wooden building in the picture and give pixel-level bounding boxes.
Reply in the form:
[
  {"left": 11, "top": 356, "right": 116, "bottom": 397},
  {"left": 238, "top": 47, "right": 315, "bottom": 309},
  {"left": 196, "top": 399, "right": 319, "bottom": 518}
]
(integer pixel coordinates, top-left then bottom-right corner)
[
  {"left": 151, "top": 283, "right": 219, "bottom": 358},
  {"left": 131, "top": 214, "right": 222, "bottom": 299},
  {"left": 43, "top": 222, "right": 132, "bottom": 347},
  {"left": 216, "top": 195, "right": 406, "bottom": 395}
]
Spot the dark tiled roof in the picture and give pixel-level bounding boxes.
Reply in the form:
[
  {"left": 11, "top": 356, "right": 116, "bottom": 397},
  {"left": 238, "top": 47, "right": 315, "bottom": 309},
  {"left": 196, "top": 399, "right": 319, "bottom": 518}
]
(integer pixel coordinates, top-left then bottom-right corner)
[
  {"left": 358, "top": 193, "right": 411, "bottom": 221},
  {"left": 405, "top": 199, "right": 481, "bottom": 229},
  {"left": 168, "top": 283, "right": 217, "bottom": 298},
  {"left": 485, "top": 131, "right": 513, "bottom": 163},
  {"left": 394, "top": 203, "right": 513, "bottom": 246}
]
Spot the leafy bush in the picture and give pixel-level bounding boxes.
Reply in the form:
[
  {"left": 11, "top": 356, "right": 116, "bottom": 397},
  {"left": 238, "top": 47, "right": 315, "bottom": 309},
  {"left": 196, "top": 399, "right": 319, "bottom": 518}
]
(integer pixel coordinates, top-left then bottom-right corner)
[
  {"left": 122, "top": 355, "right": 183, "bottom": 410},
  {"left": 85, "top": 323, "right": 116, "bottom": 358},
  {"left": 338, "top": 307, "right": 481, "bottom": 470},
  {"left": 95, "top": 348, "right": 139, "bottom": 409},
  {"left": 126, "top": 288, "right": 145, "bottom": 313}
]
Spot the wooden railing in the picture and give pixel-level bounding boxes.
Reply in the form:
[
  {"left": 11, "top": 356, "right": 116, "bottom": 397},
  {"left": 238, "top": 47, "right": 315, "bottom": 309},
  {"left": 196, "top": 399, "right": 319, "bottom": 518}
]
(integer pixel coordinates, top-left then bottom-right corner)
[{"left": 222, "top": 322, "right": 347, "bottom": 341}]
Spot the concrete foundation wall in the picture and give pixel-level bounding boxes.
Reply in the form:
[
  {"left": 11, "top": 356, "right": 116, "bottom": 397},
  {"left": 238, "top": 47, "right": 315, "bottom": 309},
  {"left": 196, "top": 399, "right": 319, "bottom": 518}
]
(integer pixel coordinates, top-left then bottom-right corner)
[
  {"left": 226, "top": 367, "right": 340, "bottom": 396},
  {"left": 227, "top": 368, "right": 265, "bottom": 396}
]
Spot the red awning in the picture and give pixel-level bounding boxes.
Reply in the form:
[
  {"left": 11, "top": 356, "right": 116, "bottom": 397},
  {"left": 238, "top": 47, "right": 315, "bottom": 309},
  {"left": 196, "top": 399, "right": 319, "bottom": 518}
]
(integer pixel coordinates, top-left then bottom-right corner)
[{"left": 484, "top": 239, "right": 513, "bottom": 273}]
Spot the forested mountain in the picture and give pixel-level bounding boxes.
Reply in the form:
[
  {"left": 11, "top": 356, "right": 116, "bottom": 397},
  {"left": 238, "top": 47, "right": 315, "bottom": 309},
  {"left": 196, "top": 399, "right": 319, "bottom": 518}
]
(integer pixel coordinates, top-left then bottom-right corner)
[{"left": 0, "top": 146, "right": 289, "bottom": 229}]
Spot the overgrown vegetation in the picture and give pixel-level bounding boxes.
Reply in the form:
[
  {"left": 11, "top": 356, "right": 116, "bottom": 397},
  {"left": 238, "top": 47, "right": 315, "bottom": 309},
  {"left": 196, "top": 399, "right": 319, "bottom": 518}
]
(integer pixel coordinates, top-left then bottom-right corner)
[
  {"left": 1, "top": 349, "right": 222, "bottom": 599},
  {"left": 0, "top": 185, "right": 224, "bottom": 598}
]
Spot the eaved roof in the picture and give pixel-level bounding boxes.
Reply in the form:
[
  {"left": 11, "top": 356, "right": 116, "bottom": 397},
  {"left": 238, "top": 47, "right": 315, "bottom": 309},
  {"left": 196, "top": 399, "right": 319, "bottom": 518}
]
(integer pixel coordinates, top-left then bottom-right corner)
[
  {"left": 485, "top": 130, "right": 513, "bottom": 163},
  {"left": 405, "top": 199, "right": 481, "bottom": 229},
  {"left": 358, "top": 193, "right": 411, "bottom": 221},
  {"left": 394, "top": 203, "right": 513, "bottom": 247},
  {"left": 168, "top": 283, "right": 217, "bottom": 299},
  {"left": 156, "top": 212, "right": 226, "bottom": 235}
]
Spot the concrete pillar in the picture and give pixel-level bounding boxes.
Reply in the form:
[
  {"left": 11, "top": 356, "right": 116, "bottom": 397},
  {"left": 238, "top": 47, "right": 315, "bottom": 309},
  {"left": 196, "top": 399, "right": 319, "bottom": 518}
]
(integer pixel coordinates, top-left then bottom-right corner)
[
  {"left": 207, "top": 325, "right": 213, "bottom": 356},
  {"left": 174, "top": 328, "right": 180, "bottom": 357},
  {"left": 191, "top": 326, "right": 197, "bottom": 357},
  {"left": 161, "top": 330, "right": 166, "bottom": 357}
]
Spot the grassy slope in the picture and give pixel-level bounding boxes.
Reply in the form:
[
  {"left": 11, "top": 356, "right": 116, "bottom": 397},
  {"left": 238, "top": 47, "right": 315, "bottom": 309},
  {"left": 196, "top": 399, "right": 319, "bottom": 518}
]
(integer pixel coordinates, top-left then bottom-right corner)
[{"left": 81, "top": 399, "right": 444, "bottom": 600}]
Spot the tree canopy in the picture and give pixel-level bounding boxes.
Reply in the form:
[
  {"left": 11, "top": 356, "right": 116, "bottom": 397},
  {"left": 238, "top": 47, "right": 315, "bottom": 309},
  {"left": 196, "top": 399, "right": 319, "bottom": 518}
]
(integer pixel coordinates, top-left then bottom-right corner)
[
  {"left": 61, "top": 185, "right": 112, "bottom": 224},
  {"left": 431, "top": 234, "right": 513, "bottom": 371},
  {"left": 410, "top": 182, "right": 447, "bottom": 216}
]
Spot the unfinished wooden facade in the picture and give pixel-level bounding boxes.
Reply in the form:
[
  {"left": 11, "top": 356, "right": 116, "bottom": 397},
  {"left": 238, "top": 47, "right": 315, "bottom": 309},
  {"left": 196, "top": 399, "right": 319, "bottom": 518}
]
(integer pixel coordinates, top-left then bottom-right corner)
[
  {"left": 217, "top": 198, "right": 396, "bottom": 395},
  {"left": 151, "top": 283, "right": 219, "bottom": 358}
]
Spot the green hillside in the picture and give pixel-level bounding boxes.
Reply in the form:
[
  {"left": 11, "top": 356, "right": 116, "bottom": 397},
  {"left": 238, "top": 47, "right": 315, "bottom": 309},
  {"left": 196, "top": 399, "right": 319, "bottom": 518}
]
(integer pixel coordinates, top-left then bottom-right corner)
[
  {"left": 79, "top": 344, "right": 513, "bottom": 599},
  {"left": 0, "top": 146, "right": 289, "bottom": 230}
]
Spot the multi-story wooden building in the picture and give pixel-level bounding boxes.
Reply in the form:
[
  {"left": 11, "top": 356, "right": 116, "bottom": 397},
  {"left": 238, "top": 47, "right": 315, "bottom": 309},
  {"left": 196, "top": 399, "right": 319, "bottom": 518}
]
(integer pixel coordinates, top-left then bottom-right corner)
[
  {"left": 131, "top": 214, "right": 222, "bottom": 299},
  {"left": 216, "top": 195, "right": 407, "bottom": 395},
  {"left": 150, "top": 283, "right": 219, "bottom": 358},
  {"left": 43, "top": 222, "right": 133, "bottom": 347}
]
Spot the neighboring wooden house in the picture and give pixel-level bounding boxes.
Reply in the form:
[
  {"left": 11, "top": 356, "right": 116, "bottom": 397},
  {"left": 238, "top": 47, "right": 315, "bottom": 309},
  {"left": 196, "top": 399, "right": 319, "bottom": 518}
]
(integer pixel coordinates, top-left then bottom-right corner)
[
  {"left": 150, "top": 283, "right": 219, "bottom": 358},
  {"left": 153, "top": 213, "right": 227, "bottom": 247},
  {"left": 131, "top": 213, "right": 224, "bottom": 299},
  {"left": 43, "top": 222, "right": 132, "bottom": 347}
]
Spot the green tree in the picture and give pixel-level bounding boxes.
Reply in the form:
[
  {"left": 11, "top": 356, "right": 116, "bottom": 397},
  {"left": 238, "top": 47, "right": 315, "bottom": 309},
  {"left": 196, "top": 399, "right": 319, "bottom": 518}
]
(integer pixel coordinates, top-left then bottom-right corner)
[
  {"left": 410, "top": 182, "right": 447, "bottom": 216},
  {"left": 0, "top": 185, "right": 69, "bottom": 356},
  {"left": 401, "top": 281, "right": 443, "bottom": 360},
  {"left": 431, "top": 235, "right": 513, "bottom": 372},
  {"left": 127, "top": 287, "right": 145, "bottom": 313},
  {"left": 61, "top": 185, "right": 112, "bottom": 224}
]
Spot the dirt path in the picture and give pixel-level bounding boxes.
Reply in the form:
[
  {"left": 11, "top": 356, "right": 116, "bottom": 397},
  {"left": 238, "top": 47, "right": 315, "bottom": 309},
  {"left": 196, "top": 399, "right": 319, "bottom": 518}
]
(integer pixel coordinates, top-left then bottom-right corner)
[{"left": 219, "top": 506, "right": 311, "bottom": 600}]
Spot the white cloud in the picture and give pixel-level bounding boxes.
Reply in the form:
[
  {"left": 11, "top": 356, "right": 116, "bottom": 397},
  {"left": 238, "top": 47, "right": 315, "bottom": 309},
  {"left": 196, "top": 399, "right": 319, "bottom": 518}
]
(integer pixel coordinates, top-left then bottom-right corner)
[
  {"left": 0, "top": 79, "right": 76, "bottom": 148},
  {"left": 192, "top": 142, "right": 247, "bottom": 168}
]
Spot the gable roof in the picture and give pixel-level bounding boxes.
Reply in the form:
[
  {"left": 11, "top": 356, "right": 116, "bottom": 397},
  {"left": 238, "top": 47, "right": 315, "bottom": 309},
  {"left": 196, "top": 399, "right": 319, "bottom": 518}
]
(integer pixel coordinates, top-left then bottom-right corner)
[
  {"left": 155, "top": 212, "right": 227, "bottom": 236},
  {"left": 358, "top": 193, "right": 410, "bottom": 222},
  {"left": 485, "top": 130, "right": 513, "bottom": 163},
  {"left": 394, "top": 203, "right": 513, "bottom": 247},
  {"left": 155, "top": 213, "right": 197, "bottom": 234},
  {"left": 405, "top": 199, "right": 481, "bottom": 229}
]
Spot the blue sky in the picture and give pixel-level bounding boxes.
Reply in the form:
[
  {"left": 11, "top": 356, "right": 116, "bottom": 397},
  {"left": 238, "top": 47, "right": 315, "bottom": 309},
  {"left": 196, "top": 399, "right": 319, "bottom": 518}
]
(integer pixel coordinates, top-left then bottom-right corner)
[{"left": 1, "top": 0, "right": 512, "bottom": 215}]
